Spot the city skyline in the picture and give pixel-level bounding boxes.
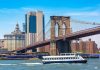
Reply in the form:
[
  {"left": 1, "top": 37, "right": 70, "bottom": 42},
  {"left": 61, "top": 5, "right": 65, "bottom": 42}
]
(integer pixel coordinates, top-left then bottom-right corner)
[{"left": 0, "top": 0, "right": 100, "bottom": 48}]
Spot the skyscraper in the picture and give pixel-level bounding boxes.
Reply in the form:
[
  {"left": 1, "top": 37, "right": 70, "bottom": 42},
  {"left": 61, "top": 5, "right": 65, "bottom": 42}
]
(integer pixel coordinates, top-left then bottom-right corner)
[
  {"left": 25, "top": 12, "right": 36, "bottom": 33},
  {"left": 25, "top": 11, "right": 45, "bottom": 52}
]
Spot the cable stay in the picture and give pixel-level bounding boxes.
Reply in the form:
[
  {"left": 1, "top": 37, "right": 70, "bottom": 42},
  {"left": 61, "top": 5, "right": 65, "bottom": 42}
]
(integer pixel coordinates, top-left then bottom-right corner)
[{"left": 71, "top": 19, "right": 100, "bottom": 25}]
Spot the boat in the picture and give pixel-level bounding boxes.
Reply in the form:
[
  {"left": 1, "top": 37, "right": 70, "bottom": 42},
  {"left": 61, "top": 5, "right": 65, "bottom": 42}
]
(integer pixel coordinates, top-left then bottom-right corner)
[
  {"left": 0, "top": 52, "right": 49, "bottom": 60},
  {"left": 42, "top": 53, "right": 87, "bottom": 64}
]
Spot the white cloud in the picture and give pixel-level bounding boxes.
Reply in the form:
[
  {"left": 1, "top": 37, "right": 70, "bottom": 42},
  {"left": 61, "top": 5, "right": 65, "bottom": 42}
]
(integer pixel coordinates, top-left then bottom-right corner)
[{"left": 65, "top": 11, "right": 100, "bottom": 17}]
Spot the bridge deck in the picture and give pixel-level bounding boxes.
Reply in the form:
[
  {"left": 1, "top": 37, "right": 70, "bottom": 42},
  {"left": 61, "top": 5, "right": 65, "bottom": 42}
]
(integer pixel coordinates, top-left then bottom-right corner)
[{"left": 14, "top": 26, "right": 100, "bottom": 52}]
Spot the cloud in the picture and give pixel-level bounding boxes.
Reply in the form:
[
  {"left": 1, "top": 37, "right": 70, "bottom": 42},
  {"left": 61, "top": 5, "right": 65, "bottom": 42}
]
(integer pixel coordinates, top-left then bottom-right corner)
[
  {"left": 65, "top": 11, "right": 100, "bottom": 17},
  {"left": 0, "top": 6, "right": 100, "bottom": 17}
]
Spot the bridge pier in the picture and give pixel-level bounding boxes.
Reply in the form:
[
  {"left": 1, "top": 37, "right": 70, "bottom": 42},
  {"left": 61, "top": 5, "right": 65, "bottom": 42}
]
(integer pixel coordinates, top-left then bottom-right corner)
[
  {"left": 64, "top": 39, "right": 71, "bottom": 53},
  {"left": 56, "top": 39, "right": 71, "bottom": 54},
  {"left": 50, "top": 40, "right": 58, "bottom": 55}
]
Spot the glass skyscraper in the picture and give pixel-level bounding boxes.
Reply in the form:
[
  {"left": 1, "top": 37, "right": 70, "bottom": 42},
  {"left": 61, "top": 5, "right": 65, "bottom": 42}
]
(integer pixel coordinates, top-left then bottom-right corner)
[
  {"left": 25, "top": 12, "right": 36, "bottom": 33},
  {"left": 25, "top": 11, "right": 45, "bottom": 52}
]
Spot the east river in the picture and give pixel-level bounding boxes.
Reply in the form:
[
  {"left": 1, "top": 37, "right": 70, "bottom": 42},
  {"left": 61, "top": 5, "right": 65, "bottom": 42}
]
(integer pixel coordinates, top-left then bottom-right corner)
[{"left": 0, "top": 58, "right": 99, "bottom": 70}]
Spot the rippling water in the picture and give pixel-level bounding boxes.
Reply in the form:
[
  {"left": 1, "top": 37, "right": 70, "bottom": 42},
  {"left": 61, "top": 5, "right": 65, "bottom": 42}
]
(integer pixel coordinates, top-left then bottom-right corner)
[{"left": 0, "top": 58, "right": 99, "bottom": 70}]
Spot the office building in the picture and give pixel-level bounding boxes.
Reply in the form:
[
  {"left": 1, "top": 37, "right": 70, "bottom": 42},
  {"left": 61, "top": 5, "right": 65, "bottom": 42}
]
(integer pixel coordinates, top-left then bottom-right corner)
[
  {"left": 4, "top": 23, "right": 25, "bottom": 51},
  {"left": 25, "top": 11, "right": 45, "bottom": 52}
]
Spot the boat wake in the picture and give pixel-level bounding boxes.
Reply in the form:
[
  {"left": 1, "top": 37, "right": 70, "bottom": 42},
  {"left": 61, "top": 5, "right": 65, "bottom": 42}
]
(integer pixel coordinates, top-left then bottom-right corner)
[
  {"left": 20, "top": 63, "right": 43, "bottom": 66},
  {"left": 0, "top": 63, "right": 17, "bottom": 66}
]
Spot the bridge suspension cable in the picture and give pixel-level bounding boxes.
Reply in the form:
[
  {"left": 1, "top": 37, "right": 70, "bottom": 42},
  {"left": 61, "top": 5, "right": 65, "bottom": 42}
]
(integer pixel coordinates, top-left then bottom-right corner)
[
  {"left": 38, "top": 19, "right": 51, "bottom": 40},
  {"left": 71, "top": 19, "right": 100, "bottom": 25},
  {"left": 45, "top": 19, "right": 51, "bottom": 29},
  {"left": 45, "top": 19, "right": 51, "bottom": 39}
]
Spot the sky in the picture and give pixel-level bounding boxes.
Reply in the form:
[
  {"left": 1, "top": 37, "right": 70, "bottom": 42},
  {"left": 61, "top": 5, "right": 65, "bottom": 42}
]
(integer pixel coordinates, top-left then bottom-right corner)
[{"left": 0, "top": 0, "right": 100, "bottom": 48}]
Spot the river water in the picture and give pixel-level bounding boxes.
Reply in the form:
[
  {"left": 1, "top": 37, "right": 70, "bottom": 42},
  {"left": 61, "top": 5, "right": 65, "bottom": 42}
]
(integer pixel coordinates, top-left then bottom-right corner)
[{"left": 0, "top": 58, "right": 99, "bottom": 70}]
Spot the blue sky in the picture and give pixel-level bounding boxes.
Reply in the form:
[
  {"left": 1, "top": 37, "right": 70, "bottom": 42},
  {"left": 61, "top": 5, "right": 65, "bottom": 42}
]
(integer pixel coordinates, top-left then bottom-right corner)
[
  {"left": 0, "top": 0, "right": 99, "bottom": 8},
  {"left": 0, "top": 0, "right": 100, "bottom": 47}
]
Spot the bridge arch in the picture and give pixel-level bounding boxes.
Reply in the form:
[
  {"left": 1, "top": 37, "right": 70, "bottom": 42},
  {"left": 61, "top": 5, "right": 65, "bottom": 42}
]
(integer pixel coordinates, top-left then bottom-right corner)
[
  {"left": 55, "top": 22, "right": 59, "bottom": 37},
  {"left": 62, "top": 23, "right": 66, "bottom": 35}
]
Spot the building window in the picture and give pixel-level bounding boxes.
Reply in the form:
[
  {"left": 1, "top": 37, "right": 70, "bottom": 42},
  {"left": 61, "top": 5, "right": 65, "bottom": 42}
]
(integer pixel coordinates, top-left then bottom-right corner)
[{"left": 16, "top": 36, "right": 21, "bottom": 39}]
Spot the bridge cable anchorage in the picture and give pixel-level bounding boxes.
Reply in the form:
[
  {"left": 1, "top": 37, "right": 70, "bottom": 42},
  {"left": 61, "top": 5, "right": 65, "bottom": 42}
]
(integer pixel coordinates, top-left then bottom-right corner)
[{"left": 71, "top": 19, "right": 100, "bottom": 25}]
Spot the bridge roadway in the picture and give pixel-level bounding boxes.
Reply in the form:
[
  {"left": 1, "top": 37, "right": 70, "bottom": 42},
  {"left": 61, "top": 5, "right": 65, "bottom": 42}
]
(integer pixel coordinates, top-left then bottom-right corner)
[{"left": 14, "top": 26, "right": 100, "bottom": 52}]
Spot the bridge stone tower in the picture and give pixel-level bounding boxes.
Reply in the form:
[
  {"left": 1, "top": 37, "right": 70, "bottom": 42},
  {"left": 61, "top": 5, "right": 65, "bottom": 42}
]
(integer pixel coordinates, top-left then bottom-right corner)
[{"left": 50, "top": 16, "right": 71, "bottom": 55}]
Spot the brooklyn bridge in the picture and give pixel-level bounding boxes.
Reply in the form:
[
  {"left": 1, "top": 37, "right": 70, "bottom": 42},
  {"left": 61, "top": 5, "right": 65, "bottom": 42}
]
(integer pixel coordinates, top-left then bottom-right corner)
[{"left": 12, "top": 16, "right": 100, "bottom": 55}]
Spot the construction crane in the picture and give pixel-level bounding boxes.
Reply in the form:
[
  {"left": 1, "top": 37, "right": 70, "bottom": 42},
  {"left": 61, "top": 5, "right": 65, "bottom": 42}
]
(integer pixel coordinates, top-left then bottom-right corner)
[{"left": 71, "top": 19, "right": 100, "bottom": 25}]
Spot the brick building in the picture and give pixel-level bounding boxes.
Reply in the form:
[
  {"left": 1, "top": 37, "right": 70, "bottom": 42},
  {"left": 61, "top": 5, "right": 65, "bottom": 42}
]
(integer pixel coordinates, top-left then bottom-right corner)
[
  {"left": 71, "top": 39, "right": 99, "bottom": 54},
  {"left": 71, "top": 41, "right": 79, "bottom": 53},
  {"left": 86, "top": 39, "right": 98, "bottom": 54}
]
